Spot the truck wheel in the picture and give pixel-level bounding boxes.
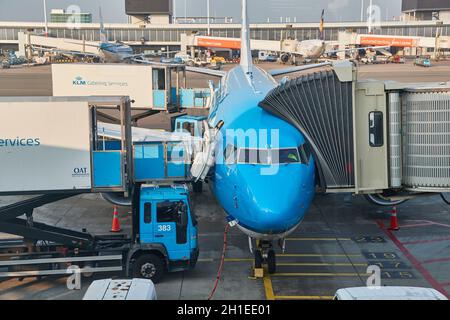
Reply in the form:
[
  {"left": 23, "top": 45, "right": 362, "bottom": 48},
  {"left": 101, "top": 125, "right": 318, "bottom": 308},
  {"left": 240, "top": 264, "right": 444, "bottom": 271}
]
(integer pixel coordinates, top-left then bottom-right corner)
[
  {"left": 192, "top": 181, "right": 203, "bottom": 193},
  {"left": 133, "top": 254, "right": 165, "bottom": 283}
]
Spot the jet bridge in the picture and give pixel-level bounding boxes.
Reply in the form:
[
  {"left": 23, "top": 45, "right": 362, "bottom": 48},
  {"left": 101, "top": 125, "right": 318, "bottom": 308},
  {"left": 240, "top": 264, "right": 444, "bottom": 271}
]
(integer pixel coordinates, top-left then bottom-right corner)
[{"left": 259, "top": 62, "right": 450, "bottom": 201}]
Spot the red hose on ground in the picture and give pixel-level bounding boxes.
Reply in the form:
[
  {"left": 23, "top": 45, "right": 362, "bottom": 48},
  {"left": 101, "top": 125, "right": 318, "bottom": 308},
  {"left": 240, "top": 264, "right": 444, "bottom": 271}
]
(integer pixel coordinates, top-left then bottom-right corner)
[{"left": 207, "top": 223, "right": 230, "bottom": 300}]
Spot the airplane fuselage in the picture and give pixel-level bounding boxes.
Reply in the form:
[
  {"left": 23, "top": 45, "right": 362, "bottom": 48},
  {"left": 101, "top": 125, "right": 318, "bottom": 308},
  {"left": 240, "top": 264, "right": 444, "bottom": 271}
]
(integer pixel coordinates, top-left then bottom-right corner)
[
  {"left": 208, "top": 65, "right": 316, "bottom": 240},
  {"left": 297, "top": 39, "right": 326, "bottom": 59},
  {"left": 99, "top": 42, "right": 134, "bottom": 63}
]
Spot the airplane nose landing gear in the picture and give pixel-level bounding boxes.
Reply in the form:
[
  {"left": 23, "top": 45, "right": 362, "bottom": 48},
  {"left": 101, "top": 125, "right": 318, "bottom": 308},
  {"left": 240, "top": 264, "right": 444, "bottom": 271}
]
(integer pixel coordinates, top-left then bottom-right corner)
[{"left": 253, "top": 240, "right": 276, "bottom": 277}]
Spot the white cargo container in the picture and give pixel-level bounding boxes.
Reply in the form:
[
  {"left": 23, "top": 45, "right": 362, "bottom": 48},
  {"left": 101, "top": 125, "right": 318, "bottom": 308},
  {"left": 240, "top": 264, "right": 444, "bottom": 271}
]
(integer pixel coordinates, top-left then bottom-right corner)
[
  {"left": 83, "top": 279, "right": 157, "bottom": 300},
  {"left": 0, "top": 99, "right": 92, "bottom": 193},
  {"left": 0, "top": 96, "right": 133, "bottom": 195},
  {"left": 52, "top": 64, "right": 156, "bottom": 110}
]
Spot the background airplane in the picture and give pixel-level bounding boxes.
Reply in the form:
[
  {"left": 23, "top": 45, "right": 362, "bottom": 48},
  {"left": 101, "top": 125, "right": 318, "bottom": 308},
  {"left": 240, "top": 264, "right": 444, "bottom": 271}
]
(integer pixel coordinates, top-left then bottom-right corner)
[
  {"left": 31, "top": 8, "right": 160, "bottom": 63},
  {"left": 278, "top": 10, "right": 390, "bottom": 64}
]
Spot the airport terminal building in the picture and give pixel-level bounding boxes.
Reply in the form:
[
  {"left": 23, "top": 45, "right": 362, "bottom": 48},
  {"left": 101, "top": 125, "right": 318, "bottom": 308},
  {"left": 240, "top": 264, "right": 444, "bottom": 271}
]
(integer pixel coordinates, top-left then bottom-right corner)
[{"left": 1, "top": 0, "right": 450, "bottom": 54}]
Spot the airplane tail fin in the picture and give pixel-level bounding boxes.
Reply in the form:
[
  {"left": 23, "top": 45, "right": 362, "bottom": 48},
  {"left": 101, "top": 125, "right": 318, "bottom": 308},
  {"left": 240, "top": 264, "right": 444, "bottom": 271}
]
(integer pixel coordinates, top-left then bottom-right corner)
[
  {"left": 240, "top": 0, "right": 253, "bottom": 75},
  {"left": 99, "top": 7, "right": 107, "bottom": 43},
  {"left": 319, "top": 9, "right": 325, "bottom": 41}
]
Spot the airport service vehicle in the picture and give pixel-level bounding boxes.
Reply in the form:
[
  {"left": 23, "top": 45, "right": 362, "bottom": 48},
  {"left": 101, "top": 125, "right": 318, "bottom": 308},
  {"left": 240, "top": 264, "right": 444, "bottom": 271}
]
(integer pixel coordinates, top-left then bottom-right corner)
[
  {"left": 389, "top": 55, "right": 405, "bottom": 64},
  {"left": 160, "top": 56, "right": 183, "bottom": 64},
  {"left": 334, "top": 287, "right": 448, "bottom": 300},
  {"left": 53, "top": 63, "right": 189, "bottom": 112},
  {"left": 52, "top": 63, "right": 211, "bottom": 112},
  {"left": 1, "top": 60, "right": 10, "bottom": 69},
  {"left": 0, "top": 96, "right": 198, "bottom": 283},
  {"left": 83, "top": 278, "right": 157, "bottom": 300},
  {"left": 414, "top": 56, "right": 432, "bottom": 67},
  {"left": 174, "top": 53, "right": 195, "bottom": 66},
  {"left": 257, "top": 51, "right": 278, "bottom": 63}
]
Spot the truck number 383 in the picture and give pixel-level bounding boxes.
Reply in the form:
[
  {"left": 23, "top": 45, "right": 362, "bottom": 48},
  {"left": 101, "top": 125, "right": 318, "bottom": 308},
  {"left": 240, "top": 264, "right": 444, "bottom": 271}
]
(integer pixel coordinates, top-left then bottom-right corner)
[{"left": 158, "top": 225, "right": 172, "bottom": 232}]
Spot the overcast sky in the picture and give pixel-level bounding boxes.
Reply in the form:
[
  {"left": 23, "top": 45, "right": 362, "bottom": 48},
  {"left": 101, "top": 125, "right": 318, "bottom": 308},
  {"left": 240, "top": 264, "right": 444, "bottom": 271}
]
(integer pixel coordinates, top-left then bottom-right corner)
[{"left": 0, "top": 0, "right": 402, "bottom": 23}]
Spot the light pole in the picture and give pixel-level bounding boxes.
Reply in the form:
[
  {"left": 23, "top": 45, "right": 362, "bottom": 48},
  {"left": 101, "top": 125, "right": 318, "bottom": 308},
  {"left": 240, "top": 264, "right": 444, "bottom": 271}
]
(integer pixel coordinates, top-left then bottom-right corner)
[
  {"left": 43, "top": 0, "right": 48, "bottom": 36},
  {"left": 368, "top": 0, "right": 373, "bottom": 34},
  {"left": 184, "top": 0, "right": 187, "bottom": 22},
  {"left": 360, "top": 0, "right": 364, "bottom": 22},
  {"left": 207, "top": 0, "right": 211, "bottom": 35}
]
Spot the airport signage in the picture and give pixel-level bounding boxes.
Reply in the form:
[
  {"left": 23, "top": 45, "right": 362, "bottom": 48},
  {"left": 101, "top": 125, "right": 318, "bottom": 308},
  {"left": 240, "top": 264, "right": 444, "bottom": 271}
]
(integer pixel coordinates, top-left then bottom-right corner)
[
  {"left": 0, "top": 137, "right": 40, "bottom": 147},
  {"left": 360, "top": 36, "right": 416, "bottom": 47},
  {"left": 73, "top": 76, "right": 128, "bottom": 87},
  {"left": 197, "top": 37, "right": 241, "bottom": 49}
]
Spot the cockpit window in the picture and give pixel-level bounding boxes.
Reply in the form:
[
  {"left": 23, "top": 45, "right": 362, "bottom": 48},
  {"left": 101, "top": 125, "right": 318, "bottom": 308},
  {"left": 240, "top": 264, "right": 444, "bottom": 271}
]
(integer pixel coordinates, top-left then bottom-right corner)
[
  {"left": 238, "top": 148, "right": 270, "bottom": 164},
  {"left": 275, "top": 148, "right": 301, "bottom": 164},
  {"left": 238, "top": 147, "right": 306, "bottom": 165},
  {"left": 298, "top": 144, "right": 312, "bottom": 164}
]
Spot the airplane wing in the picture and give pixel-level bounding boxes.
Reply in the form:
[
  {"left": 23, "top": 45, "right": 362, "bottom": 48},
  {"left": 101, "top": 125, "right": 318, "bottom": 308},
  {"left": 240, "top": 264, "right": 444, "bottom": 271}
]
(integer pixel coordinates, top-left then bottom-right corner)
[
  {"left": 268, "top": 62, "right": 332, "bottom": 77},
  {"left": 131, "top": 58, "right": 186, "bottom": 68},
  {"left": 31, "top": 46, "right": 100, "bottom": 58},
  {"left": 124, "top": 51, "right": 180, "bottom": 60},
  {"left": 186, "top": 66, "right": 227, "bottom": 77}
]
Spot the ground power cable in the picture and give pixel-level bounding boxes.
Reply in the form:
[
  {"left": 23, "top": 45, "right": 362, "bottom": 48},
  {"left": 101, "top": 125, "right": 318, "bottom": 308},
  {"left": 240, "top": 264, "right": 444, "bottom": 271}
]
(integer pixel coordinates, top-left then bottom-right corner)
[{"left": 207, "top": 223, "right": 230, "bottom": 300}]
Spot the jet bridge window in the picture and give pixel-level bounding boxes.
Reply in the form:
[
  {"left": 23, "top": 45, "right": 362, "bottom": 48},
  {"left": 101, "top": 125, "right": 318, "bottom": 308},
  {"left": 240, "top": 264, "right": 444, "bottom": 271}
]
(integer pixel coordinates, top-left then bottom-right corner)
[{"left": 369, "top": 111, "right": 384, "bottom": 147}]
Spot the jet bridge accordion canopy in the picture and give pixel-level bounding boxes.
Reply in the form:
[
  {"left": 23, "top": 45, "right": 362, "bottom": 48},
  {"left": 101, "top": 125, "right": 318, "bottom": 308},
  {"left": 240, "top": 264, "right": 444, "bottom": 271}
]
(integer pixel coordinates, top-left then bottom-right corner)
[{"left": 259, "top": 69, "right": 355, "bottom": 190}]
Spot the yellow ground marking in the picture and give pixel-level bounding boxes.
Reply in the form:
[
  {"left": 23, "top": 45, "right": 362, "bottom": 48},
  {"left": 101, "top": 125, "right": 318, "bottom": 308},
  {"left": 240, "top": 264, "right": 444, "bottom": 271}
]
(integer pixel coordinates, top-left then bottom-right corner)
[
  {"left": 262, "top": 269, "right": 275, "bottom": 300},
  {"left": 277, "top": 262, "right": 368, "bottom": 267},
  {"left": 275, "top": 295, "right": 334, "bottom": 300},
  {"left": 286, "top": 237, "right": 351, "bottom": 241},
  {"left": 273, "top": 272, "right": 369, "bottom": 277}
]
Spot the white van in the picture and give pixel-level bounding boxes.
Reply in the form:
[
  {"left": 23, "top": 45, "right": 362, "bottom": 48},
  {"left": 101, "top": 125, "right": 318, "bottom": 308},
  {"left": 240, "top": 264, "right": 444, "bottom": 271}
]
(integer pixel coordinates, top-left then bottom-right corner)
[
  {"left": 334, "top": 286, "right": 447, "bottom": 300},
  {"left": 83, "top": 278, "right": 157, "bottom": 300}
]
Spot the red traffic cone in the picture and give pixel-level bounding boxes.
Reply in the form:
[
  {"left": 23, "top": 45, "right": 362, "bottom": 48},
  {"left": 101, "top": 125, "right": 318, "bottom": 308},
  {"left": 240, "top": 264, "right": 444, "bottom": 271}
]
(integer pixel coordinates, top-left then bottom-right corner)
[
  {"left": 389, "top": 206, "right": 400, "bottom": 231},
  {"left": 110, "top": 206, "right": 121, "bottom": 233}
]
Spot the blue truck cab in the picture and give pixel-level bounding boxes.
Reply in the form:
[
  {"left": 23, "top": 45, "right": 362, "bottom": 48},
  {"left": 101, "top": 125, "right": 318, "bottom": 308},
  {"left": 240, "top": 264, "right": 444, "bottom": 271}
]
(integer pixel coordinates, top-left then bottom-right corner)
[
  {"left": 129, "top": 184, "right": 198, "bottom": 282},
  {"left": 173, "top": 115, "right": 207, "bottom": 138}
]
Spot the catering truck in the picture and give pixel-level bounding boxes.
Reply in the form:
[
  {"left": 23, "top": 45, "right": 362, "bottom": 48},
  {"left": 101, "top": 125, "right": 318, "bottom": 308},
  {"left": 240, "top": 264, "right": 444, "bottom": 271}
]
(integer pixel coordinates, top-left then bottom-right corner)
[
  {"left": 52, "top": 63, "right": 211, "bottom": 112},
  {"left": 0, "top": 96, "right": 198, "bottom": 283}
]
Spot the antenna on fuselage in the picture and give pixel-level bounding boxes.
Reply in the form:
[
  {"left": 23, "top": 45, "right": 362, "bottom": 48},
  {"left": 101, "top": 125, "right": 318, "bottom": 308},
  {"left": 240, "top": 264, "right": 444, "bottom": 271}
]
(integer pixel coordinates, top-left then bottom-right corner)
[{"left": 240, "top": 0, "right": 253, "bottom": 78}]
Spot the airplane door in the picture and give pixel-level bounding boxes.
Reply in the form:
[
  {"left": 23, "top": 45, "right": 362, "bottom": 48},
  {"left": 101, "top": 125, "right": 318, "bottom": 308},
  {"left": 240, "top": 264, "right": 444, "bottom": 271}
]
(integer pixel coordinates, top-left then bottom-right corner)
[{"left": 154, "top": 200, "right": 189, "bottom": 260}]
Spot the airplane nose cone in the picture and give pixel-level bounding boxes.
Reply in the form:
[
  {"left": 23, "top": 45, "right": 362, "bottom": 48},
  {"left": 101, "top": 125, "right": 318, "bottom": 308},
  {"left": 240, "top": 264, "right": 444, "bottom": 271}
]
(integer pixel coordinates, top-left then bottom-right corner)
[{"left": 237, "top": 165, "right": 315, "bottom": 234}]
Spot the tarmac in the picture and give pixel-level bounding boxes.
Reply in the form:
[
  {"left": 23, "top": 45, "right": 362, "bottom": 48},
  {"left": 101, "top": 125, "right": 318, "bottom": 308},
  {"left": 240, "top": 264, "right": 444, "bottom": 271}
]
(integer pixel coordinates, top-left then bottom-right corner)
[{"left": 0, "top": 60, "right": 450, "bottom": 300}]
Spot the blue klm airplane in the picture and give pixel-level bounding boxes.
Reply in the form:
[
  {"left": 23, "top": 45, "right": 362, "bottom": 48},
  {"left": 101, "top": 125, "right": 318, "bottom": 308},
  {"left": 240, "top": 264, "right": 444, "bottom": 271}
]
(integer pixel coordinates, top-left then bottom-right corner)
[{"left": 188, "top": 0, "right": 333, "bottom": 273}]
